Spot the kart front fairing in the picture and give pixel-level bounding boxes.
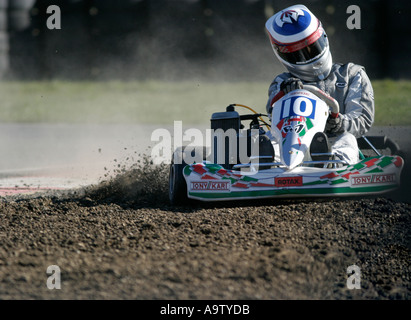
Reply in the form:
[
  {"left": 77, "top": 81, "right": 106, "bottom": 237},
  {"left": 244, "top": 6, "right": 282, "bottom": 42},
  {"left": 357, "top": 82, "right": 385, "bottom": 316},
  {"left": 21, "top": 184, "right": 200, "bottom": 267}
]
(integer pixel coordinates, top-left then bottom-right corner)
[{"left": 271, "top": 89, "right": 328, "bottom": 169}]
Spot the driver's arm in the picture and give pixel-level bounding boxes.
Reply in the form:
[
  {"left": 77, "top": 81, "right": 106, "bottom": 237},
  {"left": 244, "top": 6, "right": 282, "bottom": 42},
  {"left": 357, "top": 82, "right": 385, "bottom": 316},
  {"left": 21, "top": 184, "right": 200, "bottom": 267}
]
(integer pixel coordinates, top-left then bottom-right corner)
[
  {"left": 266, "top": 74, "right": 289, "bottom": 116},
  {"left": 340, "top": 69, "right": 375, "bottom": 138}
]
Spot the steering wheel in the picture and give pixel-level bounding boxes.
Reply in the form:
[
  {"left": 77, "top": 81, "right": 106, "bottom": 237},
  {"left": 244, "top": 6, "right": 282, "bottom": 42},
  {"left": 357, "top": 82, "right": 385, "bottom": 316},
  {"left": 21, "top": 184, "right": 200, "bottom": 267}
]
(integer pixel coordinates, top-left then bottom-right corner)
[{"left": 302, "top": 85, "right": 339, "bottom": 118}]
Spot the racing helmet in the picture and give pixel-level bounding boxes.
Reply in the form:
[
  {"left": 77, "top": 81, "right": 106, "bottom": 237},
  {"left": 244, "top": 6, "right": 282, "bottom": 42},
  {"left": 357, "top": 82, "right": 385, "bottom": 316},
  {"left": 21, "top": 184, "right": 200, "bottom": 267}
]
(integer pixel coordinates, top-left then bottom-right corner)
[{"left": 265, "top": 4, "right": 332, "bottom": 82}]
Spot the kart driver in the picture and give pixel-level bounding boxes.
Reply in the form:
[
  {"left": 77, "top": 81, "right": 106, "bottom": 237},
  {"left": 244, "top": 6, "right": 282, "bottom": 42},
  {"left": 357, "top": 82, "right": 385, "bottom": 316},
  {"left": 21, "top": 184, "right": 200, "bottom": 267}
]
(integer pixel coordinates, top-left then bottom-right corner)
[{"left": 265, "top": 4, "right": 375, "bottom": 164}]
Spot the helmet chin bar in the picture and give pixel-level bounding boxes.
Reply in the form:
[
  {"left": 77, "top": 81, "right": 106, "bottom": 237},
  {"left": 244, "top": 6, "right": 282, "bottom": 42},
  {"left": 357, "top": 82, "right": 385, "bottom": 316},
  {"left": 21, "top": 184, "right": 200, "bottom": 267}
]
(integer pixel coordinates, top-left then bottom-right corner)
[{"left": 275, "top": 48, "right": 333, "bottom": 82}]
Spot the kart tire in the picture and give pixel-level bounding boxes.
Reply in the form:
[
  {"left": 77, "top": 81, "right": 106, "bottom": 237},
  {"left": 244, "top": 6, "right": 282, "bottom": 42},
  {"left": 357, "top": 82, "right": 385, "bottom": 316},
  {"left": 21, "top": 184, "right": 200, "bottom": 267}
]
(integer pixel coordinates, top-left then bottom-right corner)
[
  {"left": 394, "top": 149, "right": 407, "bottom": 161},
  {"left": 169, "top": 146, "right": 207, "bottom": 205},
  {"left": 168, "top": 155, "right": 188, "bottom": 206}
]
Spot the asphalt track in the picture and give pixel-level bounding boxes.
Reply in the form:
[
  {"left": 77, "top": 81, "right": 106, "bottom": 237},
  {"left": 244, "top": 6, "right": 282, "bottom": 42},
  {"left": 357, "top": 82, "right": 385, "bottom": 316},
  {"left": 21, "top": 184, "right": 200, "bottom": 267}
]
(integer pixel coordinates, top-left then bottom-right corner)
[
  {"left": 0, "top": 123, "right": 409, "bottom": 196},
  {"left": 0, "top": 123, "right": 159, "bottom": 195}
]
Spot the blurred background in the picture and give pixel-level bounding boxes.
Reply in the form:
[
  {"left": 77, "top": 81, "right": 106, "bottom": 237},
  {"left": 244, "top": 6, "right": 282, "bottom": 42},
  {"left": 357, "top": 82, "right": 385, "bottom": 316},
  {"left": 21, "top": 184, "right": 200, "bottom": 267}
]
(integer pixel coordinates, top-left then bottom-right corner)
[
  {"left": 1, "top": 0, "right": 410, "bottom": 82},
  {"left": 0, "top": 0, "right": 410, "bottom": 192}
]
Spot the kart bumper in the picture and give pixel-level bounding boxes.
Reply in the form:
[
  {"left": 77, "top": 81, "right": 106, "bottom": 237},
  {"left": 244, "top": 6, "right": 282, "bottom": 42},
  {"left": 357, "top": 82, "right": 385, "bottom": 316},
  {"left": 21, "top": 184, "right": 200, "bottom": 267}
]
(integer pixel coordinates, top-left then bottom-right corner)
[{"left": 183, "top": 155, "right": 404, "bottom": 201}]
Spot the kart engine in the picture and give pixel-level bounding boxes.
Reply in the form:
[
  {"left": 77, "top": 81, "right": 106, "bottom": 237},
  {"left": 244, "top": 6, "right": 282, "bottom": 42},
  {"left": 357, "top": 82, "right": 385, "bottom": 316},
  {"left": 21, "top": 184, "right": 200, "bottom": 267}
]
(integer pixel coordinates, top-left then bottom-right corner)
[
  {"left": 210, "top": 105, "right": 274, "bottom": 169},
  {"left": 211, "top": 105, "right": 240, "bottom": 168}
]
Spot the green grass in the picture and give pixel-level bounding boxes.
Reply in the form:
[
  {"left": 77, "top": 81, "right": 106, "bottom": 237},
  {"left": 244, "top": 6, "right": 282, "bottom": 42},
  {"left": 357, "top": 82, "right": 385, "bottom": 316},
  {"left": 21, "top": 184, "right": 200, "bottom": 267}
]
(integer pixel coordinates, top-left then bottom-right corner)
[
  {"left": 0, "top": 79, "right": 410, "bottom": 125},
  {"left": 372, "top": 80, "right": 411, "bottom": 126}
]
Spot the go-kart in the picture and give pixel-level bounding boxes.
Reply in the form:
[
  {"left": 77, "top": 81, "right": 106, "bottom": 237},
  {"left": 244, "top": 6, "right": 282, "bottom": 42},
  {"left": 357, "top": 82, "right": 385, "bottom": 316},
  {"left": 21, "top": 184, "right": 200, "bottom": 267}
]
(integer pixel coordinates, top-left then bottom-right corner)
[{"left": 169, "top": 85, "right": 404, "bottom": 204}]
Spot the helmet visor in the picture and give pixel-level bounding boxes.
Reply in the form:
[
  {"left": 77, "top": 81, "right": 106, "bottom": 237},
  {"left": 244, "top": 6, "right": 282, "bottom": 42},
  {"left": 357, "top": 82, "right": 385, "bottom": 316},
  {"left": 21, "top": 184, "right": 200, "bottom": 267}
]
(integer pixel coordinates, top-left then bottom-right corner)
[{"left": 274, "top": 32, "right": 329, "bottom": 65}]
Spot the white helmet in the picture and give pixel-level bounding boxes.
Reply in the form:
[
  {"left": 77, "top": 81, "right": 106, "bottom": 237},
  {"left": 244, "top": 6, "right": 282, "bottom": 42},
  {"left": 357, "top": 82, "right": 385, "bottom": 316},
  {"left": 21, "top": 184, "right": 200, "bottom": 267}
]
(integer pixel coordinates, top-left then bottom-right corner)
[{"left": 265, "top": 4, "right": 332, "bottom": 82}]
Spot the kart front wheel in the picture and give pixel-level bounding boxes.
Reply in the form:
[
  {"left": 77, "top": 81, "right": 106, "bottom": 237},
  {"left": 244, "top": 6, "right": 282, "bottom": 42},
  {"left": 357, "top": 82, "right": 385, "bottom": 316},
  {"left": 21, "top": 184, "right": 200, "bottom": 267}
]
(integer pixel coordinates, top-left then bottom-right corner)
[{"left": 168, "top": 157, "right": 188, "bottom": 206}]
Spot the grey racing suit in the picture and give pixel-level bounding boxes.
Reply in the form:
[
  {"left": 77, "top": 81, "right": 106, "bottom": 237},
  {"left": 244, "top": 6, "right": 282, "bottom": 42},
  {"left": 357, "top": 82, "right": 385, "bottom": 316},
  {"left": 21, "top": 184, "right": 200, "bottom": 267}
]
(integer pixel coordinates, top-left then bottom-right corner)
[{"left": 266, "top": 62, "right": 375, "bottom": 164}]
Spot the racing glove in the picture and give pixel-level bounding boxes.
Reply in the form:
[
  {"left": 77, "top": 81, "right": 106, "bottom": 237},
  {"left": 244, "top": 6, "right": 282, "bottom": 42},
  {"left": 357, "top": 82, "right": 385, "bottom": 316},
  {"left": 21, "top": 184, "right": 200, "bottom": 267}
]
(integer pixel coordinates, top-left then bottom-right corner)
[
  {"left": 325, "top": 113, "right": 344, "bottom": 134},
  {"left": 280, "top": 77, "right": 303, "bottom": 94}
]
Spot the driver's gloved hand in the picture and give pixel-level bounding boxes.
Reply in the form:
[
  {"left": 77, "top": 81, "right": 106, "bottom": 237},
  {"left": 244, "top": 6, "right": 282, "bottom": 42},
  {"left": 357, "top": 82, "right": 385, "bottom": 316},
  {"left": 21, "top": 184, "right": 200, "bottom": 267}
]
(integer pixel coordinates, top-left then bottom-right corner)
[
  {"left": 325, "top": 113, "right": 343, "bottom": 134},
  {"left": 280, "top": 77, "right": 303, "bottom": 94}
]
